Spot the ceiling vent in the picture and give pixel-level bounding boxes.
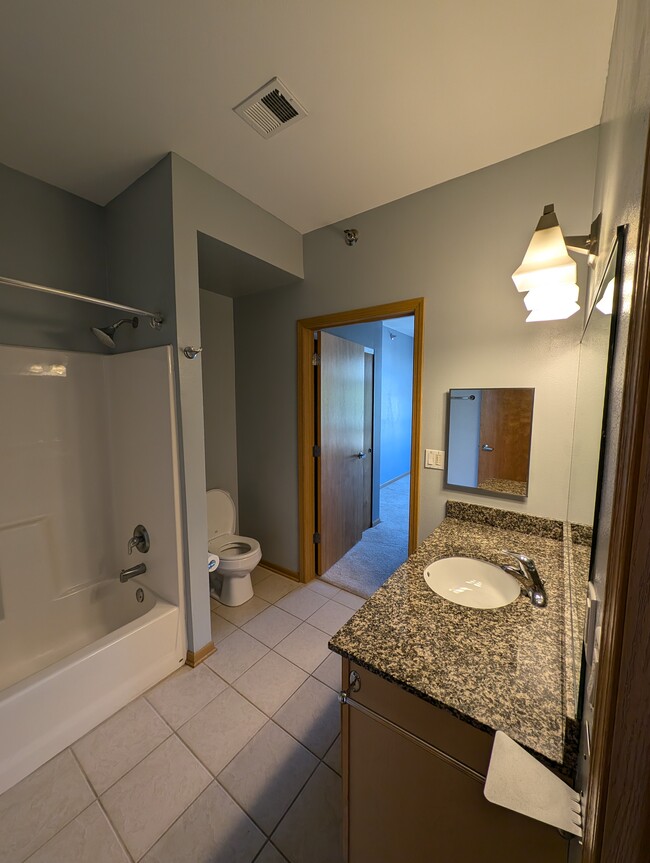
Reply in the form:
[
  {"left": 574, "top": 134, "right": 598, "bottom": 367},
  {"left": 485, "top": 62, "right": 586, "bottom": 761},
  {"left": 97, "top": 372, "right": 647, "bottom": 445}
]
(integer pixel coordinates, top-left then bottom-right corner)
[{"left": 233, "top": 77, "right": 308, "bottom": 139}]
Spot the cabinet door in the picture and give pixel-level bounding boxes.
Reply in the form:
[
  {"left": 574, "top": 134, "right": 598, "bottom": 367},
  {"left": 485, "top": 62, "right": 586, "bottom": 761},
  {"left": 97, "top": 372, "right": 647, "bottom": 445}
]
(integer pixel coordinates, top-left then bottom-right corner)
[{"left": 346, "top": 695, "right": 568, "bottom": 862}]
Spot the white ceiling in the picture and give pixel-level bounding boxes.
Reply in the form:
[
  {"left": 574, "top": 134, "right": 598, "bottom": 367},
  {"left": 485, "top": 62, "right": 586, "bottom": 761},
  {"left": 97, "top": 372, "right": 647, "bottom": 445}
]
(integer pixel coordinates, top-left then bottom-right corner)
[{"left": 0, "top": 1, "right": 617, "bottom": 234}]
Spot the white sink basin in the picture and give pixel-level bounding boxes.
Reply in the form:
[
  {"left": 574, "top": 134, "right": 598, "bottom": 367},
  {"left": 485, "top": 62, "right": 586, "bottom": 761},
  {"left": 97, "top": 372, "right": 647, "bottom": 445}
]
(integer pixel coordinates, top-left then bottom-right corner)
[{"left": 423, "top": 557, "right": 521, "bottom": 609}]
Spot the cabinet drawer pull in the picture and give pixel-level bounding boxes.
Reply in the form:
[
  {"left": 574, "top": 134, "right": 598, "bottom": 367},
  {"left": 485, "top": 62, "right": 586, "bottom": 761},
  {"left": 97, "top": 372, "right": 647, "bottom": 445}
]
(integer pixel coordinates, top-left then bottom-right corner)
[{"left": 338, "top": 691, "right": 485, "bottom": 784}]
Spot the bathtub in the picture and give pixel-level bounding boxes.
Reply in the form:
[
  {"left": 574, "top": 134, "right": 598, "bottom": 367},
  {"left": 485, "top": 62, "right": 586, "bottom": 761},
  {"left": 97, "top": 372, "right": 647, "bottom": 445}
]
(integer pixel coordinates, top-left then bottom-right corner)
[{"left": 0, "top": 579, "right": 186, "bottom": 795}]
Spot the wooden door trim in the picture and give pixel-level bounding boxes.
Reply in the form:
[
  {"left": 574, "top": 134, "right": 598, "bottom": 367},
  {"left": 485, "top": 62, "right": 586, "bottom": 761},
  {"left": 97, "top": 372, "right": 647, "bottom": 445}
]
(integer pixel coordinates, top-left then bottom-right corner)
[
  {"left": 583, "top": 132, "right": 650, "bottom": 860},
  {"left": 298, "top": 298, "right": 424, "bottom": 582}
]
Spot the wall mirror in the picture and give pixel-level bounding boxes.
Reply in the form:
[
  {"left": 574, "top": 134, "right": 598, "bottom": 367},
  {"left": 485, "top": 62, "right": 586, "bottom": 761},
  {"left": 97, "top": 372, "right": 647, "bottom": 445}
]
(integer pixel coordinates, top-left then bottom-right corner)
[
  {"left": 565, "top": 225, "right": 626, "bottom": 715},
  {"left": 445, "top": 387, "right": 534, "bottom": 499}
]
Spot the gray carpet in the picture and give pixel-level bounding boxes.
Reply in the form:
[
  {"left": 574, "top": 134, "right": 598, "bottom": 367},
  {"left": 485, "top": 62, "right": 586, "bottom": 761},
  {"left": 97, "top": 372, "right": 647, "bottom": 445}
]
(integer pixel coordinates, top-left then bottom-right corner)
[{"left": 321, "top": 474, "right": 410, "bottom": 598}]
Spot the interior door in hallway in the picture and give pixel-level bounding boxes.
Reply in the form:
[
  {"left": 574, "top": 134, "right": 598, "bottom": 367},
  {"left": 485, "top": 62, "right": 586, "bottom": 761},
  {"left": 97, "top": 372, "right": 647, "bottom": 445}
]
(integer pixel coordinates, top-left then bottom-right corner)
[{"left": 316, "top": 330, "right": 365, "bottom": 574}]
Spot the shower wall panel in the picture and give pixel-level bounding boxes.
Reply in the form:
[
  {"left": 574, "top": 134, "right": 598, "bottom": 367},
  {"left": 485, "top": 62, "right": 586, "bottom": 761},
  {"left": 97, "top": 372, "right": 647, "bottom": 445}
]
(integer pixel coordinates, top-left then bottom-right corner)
[
  {"left": 106, "top": 346, "right": 183, "bottom": 607},
  {"left": 0, "top": 346, "right": 116, "bottom": 679},
  {"left": 0, "top": 343, "right": 184, "bottom": 691}
]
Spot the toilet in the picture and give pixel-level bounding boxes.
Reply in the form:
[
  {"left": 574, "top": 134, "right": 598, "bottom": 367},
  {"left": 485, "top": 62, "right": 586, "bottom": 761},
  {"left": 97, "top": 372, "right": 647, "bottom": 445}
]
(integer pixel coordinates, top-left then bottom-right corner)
[{"left": 207, "top": 488, "right": 261, "bottom": 606}]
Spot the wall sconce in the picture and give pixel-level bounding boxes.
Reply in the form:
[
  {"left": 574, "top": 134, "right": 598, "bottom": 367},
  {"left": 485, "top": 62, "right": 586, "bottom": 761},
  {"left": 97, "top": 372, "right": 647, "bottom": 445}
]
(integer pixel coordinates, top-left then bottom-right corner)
[{"left": 512, "top": 204, "right": 600, "bottom": 322}]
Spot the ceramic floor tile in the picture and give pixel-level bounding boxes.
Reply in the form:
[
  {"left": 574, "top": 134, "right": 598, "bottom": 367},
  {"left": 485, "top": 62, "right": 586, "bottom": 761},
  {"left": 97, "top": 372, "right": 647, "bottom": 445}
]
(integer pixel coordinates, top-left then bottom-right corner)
[
  {"left": 272, "top": 764, "right": 343, "bottom": 863},
  {"left": 274, "top": 622, "right": 331, "bottom": 673},
  {"left": 73, "top": 698, "right": 171, "bottom": 794},
  {"left": 323, "top": 736, "right": 342, "bottom": 776},
  {"left": 145, "top": 664, "right": 226, "bottom": 729},
  {"left": 205, "top": 630, "right": 269, "bottom": 683},
  {"left": 212, "top": 595, "right": 270, "bottom": 626},
  {"left": 178, "top": 687, "right": 267, "bottom": 775},
  {"left": 305, "top": 580, "right": 341, "bottom": 599},
  {"left": 254, "top": 573, "right": 298, "bottom": 603},
  {"left": 142, "top": 782, "right": 264, "bottom": 863},
  {"left": 333, "top": 591, "right": 365, "bottom": 611},
  {"left": 241, "top": 606, "right": 302, "bottom": 648},
  {"left": 312, "top": 652, "right": 343, "bottom": 692},
  {"left": 101, "top": 736, "right": 210, "bottom": 861},
  {"left": 307, "top": 600, "right": 356, "bottom": 636},
  {"left": 211, "top": 612, "right": 237, "bottom": 644},
  {"left": 26, "top": 802, "right": 129, "bottom": 863},
  {"left": 0, "top": 749, "right": 94, "bottom": 863},
  {"left": 273, "top": 678, "right": 340, "bottom": 758},
  {"left": 218, "top": 721, "right": 318, "bottom": 835},
  {"left": 234, "top": 652, "right": 308, "bottom": 716},
  {"left": 275, "top": 588, "right": 329, "bottom": 621},
  {"left": 251, "top": 566, "right": 273, "bottom": 586},
  {"left": 255, "top": 844, "right": 289, "bottom": 863}
]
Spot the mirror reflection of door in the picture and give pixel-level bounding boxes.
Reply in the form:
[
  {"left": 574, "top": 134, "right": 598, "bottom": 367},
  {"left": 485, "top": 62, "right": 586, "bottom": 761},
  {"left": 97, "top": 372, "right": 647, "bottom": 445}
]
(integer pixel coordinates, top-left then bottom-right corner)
[{"left": 477, "top": 388, "right": 534, "bottom": 495}]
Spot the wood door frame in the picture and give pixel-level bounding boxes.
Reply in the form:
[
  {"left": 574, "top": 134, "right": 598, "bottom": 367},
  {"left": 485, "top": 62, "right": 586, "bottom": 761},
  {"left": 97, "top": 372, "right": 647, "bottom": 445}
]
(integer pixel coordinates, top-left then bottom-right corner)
[
  {"left": 582, "top": 132, "right": 650, "bottom": 861},
  {"left": 297, "top": 298, "right": 424, "bottom": 583}
]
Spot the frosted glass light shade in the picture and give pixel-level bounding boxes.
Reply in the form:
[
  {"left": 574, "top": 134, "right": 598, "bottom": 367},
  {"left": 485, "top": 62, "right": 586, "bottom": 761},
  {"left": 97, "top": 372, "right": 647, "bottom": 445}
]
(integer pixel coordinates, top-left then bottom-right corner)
[
  {"left": 523, "top": 283, "right": 579, "bottom": 312},
  {"left": 514, "top": 204, "right": 581, "bottom": 323},
  {"left": 524, "top": 283, "right": 580, "bottom": 322},
  {"left": 512, "top": 224, "right": 577, "bottom": 293}
]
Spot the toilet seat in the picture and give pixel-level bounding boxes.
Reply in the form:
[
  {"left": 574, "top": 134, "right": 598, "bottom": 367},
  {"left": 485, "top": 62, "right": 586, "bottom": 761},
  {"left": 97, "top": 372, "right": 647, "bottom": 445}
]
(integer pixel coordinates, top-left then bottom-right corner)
[{"left": 209, "top": 534, "right": 260, "bottom": 562}]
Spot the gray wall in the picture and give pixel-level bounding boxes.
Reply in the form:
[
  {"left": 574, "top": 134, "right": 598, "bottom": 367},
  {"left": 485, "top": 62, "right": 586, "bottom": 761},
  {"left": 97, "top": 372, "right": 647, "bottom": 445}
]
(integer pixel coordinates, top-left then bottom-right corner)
[
  {"left": 235, "top": 127, "right": 599, "bottom": 572},
  {"left": 105, "top": 156, "right": 176, "bottom": 352},
  {"left": 379, "top": 326, "right": 413, "bottom": 485},
  {"left": 200, "top": 290, "right": 239, "bottom": 507},
  {"left": 573, "top": 0, "right": 650, "bottom": 838},
  {"left": 0, "top": 162, "right": 107, "bottom": 351},
  {"left": 170, "top": 154, "right": 303, "bottom": 651}
]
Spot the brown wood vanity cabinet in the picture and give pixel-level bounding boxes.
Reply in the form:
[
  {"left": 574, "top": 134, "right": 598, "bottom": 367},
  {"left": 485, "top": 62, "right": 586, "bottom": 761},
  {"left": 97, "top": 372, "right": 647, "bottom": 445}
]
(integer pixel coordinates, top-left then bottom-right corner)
[{"left": 341, "top": 659, "right": 569, "bottom": 862}]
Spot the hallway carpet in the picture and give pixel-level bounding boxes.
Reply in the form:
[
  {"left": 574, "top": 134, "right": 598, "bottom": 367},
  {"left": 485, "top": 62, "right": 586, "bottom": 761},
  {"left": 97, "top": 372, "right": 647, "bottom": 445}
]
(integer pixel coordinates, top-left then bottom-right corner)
[{"left": 321, "top": 474, "right": 410, "bottom": 598}]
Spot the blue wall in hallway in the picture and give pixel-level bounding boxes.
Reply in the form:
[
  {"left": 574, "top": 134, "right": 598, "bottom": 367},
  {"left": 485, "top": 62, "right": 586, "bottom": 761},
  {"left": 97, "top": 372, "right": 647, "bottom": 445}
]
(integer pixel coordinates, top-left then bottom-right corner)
[{"left": 380, "top": 327, "right": 413, "bottom": 485}]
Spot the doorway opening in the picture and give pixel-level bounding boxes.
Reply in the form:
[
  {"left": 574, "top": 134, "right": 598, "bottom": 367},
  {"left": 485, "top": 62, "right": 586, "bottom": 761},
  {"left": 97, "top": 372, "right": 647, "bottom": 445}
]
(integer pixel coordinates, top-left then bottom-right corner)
[{"left": 298, "top": 299, "right": 424, "bottom": 597}]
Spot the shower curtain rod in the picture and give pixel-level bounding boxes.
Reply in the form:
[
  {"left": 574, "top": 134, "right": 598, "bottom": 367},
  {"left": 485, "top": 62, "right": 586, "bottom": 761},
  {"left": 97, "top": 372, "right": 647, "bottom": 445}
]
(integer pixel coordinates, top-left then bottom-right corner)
[{"left": 0, "top": 275, "right": 164, "bottom": 329}]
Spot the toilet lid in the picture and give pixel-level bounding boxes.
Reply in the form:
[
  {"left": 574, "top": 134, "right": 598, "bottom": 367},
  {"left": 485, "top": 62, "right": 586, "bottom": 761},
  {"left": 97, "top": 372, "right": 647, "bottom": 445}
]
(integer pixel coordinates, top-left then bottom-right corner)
[{"left": 207, "top": 489, "right": 236, "bottom": 539}]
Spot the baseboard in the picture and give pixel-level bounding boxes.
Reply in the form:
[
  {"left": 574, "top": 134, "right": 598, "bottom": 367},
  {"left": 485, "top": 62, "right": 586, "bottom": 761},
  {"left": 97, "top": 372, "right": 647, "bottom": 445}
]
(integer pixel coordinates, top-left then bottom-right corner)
[
  {"left": 260, "top": 559, "right": 301, "bottom": 582},
  {"left": 380, "top": 471, "right": 411, "bottom": 489},
  {"left": 185, "top": 641, "right": 216, "bottom": 668}
]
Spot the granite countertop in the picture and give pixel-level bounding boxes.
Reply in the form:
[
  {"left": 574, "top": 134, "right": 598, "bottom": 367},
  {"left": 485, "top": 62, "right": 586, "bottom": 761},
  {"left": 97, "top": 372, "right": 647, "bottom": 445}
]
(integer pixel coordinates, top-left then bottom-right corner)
[{"left": 329, "top": 501, "right": 579, "bottom": 777}]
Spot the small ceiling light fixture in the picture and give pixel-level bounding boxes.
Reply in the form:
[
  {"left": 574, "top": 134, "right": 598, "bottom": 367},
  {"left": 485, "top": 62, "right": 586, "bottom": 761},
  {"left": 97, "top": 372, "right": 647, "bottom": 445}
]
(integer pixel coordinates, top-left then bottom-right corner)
[
  {"left": 344, "top": 228, "right": 359, "bottom": 246},
  {"left": 512, "top": 204, "right": 601, "bottom": 322}
]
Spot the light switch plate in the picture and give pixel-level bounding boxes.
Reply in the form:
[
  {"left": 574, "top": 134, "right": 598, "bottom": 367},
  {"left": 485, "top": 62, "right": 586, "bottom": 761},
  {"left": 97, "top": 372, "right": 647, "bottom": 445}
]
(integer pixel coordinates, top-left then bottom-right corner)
[{"left": 425, "top": 449, "right": 445, "bottom": 470}]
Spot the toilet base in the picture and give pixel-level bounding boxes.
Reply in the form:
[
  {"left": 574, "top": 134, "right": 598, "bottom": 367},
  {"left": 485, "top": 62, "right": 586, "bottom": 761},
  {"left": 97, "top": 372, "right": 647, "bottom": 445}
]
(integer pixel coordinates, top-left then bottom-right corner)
[{"left": 216, "top": 571, "right": 254, "bottom": 607}]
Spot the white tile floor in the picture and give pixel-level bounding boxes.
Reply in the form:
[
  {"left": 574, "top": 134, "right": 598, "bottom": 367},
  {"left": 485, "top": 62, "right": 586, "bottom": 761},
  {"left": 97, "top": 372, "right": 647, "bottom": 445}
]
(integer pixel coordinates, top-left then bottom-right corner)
[{"left": 0, "top": 568, "right": 364, "bottom": 863}]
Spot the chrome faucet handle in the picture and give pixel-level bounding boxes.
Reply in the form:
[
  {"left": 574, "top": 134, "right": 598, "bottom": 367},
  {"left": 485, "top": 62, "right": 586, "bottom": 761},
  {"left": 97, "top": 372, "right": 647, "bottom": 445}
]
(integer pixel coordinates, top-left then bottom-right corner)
[{"left": 500, "top": 550, "right": 547, "bottom": 608}]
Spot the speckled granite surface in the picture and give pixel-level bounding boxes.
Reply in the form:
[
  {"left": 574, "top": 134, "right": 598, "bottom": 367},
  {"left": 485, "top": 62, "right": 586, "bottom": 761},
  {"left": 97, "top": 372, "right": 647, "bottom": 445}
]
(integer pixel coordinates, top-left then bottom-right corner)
[
  {"left": 477, "top": 478, "right": 528, "bottom": 496},
  {"left": 330, "top": 501, "right": 579, "bottom": 777}
]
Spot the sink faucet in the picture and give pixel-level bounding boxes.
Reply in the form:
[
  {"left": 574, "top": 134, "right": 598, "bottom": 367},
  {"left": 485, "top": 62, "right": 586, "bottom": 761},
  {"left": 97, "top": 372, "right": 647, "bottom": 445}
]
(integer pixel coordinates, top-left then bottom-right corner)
[
  {"left": 120, "top": 563, "right": 147, "bottom": 583},
  {"left": 500, "top": 551, "right": 547, "bottom": 608}
]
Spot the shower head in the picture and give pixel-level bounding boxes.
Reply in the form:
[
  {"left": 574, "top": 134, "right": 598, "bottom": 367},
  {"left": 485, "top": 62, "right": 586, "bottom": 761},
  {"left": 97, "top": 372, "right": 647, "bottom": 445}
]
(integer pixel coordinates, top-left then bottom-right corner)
[{"left": 91, "top": 316, "right": 139, "bottom": 348}]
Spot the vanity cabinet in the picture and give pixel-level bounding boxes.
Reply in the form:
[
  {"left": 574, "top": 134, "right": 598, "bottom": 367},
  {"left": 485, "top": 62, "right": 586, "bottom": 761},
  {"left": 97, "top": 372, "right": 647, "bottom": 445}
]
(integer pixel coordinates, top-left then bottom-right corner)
[{"left": 341, "top": 659, "right": 568, "bottom": 863}]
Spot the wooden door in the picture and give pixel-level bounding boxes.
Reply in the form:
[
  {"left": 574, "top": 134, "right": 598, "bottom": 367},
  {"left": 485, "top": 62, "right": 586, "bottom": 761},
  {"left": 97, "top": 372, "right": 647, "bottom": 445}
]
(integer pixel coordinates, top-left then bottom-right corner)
[
  {"left": 477, "top": 388, "right": 534, "bottom": 486},
  {"left": 316, "top": 331, "right": 365, "bottom": 574}
]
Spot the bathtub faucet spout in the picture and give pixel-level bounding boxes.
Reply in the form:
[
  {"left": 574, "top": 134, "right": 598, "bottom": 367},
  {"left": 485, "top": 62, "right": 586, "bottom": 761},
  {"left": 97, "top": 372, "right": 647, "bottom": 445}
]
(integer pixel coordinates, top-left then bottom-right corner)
[{"left": 120, "top": 563, "right": 147, "bottom": 583}]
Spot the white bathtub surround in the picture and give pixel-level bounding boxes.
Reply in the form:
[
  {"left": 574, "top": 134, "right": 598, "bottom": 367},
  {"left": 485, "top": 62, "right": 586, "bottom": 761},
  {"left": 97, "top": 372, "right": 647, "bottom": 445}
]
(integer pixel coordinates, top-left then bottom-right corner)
[
  {"left": 0, "top": 570, "right": 356, "bottom": 862},
  {"left": 0, "top": 344, "right": 186, "bottom": 795}
]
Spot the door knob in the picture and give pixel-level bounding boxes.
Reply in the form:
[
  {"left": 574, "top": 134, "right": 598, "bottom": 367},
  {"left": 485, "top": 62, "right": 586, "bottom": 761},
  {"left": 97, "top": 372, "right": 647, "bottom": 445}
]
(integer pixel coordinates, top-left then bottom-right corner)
[
  {"left": 481, "top": 444, "right": 494, "bottom": 452},
  {"left": 356, "top": 452, "right": 367, "bottom": 459}
]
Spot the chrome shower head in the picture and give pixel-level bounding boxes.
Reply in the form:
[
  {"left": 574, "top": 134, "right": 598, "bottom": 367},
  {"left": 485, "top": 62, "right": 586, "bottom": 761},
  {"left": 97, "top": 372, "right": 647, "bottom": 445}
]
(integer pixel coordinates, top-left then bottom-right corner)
[{"left": 91, "top": 317, "right": 139, "bottom": 348}]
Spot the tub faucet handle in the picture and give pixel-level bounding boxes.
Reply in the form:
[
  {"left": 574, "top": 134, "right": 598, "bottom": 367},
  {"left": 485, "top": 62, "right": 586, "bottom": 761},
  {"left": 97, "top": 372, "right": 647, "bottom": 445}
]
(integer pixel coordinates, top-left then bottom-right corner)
[{"left": 128, "top": 524, "right": 150, "bottom": 555}]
